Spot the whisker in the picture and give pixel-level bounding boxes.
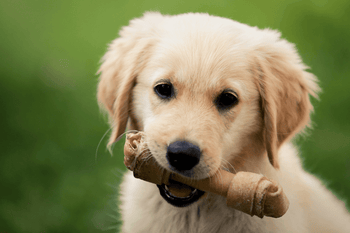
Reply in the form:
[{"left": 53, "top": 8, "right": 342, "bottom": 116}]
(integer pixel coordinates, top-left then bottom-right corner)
[
  {"left": 111, "top": 168, "right": 125, "bottom": 179},
  {"left": 95, "top": 127, "right": 113, "bottom": 162},
  {"left": 107, "top": 129, "right": 141, "bottom": 155},
  {"left": 221, "top": 158, "right": 237, "bottom": 174},
  {"left": 215, "top": 165, "right": 225, "bottom": 196},
  {"left": 116, "top": 129, "right": 141, "bottom": 143}
]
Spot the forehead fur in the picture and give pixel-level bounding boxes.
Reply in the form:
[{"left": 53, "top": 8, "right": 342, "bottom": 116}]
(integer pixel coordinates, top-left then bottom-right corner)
[{"left": 142, "top": 13, "right": 268, "bottom": 97}]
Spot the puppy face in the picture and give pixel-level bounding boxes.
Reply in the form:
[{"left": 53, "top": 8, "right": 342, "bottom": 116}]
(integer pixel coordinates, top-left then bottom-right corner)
[
  {"left": 133, "top": 43, "right": 262, "bottom": 179},
  {"left": 97, "top": 12, "right": 319, "bottom": 206}
]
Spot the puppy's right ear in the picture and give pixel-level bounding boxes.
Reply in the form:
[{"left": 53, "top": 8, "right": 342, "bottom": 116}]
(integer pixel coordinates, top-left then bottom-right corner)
[{"left": 97, "top": 12, "right": 162, "bottom": 147}]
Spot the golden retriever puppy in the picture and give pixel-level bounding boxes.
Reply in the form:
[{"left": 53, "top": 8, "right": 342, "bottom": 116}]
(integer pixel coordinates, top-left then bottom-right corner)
[{"left": 97, "top": 12, "right": 350, "bottom": 233}]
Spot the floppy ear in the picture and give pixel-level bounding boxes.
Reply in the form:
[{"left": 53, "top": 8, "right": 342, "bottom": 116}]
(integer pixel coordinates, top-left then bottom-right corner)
[
  {"left": 253, "top": 30, "right": 320, "bottom": 169},
  {"left": 97, "top": 12, "right": 161, "bottom": 147}
]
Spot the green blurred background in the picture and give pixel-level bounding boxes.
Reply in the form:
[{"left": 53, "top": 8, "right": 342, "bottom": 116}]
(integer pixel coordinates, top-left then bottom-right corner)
[{"left": 1, "top": 0, "right": 349, "bottom": 232}]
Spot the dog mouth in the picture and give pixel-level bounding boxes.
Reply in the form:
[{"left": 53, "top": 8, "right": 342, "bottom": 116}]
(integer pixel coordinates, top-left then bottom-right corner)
[{"left": 157, "top": 179, "right": 205, "bottom": 207}]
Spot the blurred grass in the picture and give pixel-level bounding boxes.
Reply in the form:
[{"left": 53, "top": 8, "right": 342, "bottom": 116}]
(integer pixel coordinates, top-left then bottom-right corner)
[{"left": 0, "top": 0, "right": 349, "bottom": 232}]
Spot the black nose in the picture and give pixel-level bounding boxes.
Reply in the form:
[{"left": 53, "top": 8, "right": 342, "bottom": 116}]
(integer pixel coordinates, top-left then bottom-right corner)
[{"left": 166, "top": 141, "right": 201, "bottom": 171}]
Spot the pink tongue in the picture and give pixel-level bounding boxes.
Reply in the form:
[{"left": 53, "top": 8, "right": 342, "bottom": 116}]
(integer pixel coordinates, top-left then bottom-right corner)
[{"left": 167, "top": 183, "right": 193, "bottom": 198}]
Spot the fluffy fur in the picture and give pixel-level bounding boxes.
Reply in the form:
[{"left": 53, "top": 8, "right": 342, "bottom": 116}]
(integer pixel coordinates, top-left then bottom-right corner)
[{"left": 97, "top": 12, "right": 350, "bottom": 233}]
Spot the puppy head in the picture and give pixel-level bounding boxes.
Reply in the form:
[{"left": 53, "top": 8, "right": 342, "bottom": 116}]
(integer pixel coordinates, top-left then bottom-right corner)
[{"left": 97, "top": 12, "right": 319, "bottom": 179}]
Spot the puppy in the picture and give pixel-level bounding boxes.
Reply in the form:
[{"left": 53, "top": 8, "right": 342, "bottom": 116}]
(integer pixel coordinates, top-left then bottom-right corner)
[{"left": 97, "top": 12, "right": 350, "bottom": 233}]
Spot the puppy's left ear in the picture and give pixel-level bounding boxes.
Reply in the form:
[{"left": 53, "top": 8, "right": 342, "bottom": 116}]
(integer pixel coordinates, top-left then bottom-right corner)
[{"left": 253, "top": 30, "right": 320, "bottom": 169}]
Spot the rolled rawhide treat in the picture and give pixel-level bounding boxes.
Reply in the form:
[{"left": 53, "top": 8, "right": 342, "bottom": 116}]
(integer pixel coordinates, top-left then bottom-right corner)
[{"left": 123, "top": 132, "right": 289, "bottom": 218}]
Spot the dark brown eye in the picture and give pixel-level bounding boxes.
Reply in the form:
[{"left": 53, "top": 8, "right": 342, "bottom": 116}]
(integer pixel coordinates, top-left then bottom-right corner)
[
  {"left": 154, "top": 83, "right": 174, "bottom": 99},
  {"left": 215, "top": 92, "right": 238, "bottom": 110}
]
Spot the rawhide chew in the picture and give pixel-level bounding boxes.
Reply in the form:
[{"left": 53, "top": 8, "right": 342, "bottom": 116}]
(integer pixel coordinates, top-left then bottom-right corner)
[{"left": 124, "top": 132, "right": 289, "bottom": 218}]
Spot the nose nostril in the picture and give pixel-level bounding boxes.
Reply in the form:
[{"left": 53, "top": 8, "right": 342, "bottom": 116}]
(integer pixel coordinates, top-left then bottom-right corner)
[
  {"left": 168, "top": 154, "right": 199, "bottom": 171},
  {"left": 166, "top": 141, "right": 201, "bottom": 171}
]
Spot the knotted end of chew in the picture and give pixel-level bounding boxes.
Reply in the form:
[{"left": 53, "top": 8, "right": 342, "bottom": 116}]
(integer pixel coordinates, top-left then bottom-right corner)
[
  {"left": 262, "top": 180, "right": 289, "bottom": 218},
  {"left": 227, "top": 172, "right": 289, "bottom": 218},
  {"left": 227, "top": 172, "right": 264, "bottom": 217},
  {"left": 124, "top": 132, "right": 170, "bottom": 185},
  {"left": 124, "top": 132, "right": 144, "bottom": 171}
]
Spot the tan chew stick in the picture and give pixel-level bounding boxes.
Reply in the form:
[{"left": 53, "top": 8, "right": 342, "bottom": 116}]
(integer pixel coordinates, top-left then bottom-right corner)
[{"left": 124, "top": 132, "right": 289, "bottom": 218}]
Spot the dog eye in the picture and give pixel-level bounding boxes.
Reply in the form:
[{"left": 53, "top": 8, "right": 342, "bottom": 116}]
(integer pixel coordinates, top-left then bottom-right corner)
[
  {"left": 215, "top": 92, "right": 238, "bottom": 110},
  {"left": 154, "top": 83, "right": 174, "bottom": 99}
]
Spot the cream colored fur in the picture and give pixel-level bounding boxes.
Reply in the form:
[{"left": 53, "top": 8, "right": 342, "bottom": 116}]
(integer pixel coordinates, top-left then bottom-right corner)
[{"left": 97, "top": 12, "right": 350, "bottom": 233}]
